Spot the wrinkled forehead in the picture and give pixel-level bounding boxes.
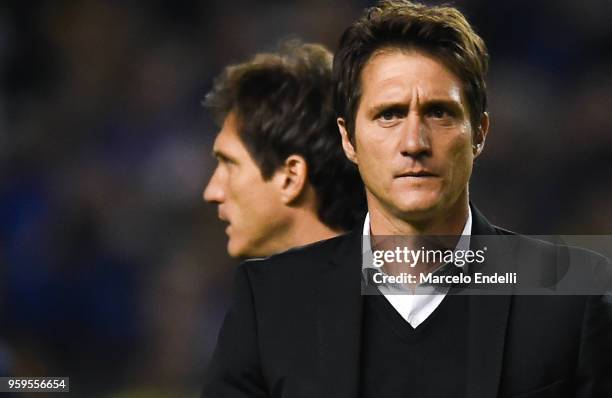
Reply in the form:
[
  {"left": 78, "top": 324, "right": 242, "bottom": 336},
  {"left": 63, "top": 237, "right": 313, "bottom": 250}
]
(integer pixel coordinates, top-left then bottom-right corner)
[{"left": 359, "top": 48, "right": 465, "bottom": 107}]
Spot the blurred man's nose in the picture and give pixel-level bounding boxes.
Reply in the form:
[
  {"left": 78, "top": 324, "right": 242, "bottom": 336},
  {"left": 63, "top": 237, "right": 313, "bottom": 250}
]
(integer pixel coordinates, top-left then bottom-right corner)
[
  {"left": 400, "top": 111, "right": 432, "bottom": 158},
  {"left": 203, "top": 170, "right": 224, "bottom": 203}
]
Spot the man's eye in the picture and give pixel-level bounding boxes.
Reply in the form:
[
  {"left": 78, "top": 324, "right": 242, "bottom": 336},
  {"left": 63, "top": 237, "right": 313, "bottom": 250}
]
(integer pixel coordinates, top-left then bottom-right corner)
[
  {"left": 377, "top": 109, "right": 404, "bottom": 121},
  {"left": 381, "top": 111, "right": 396, "bottom": 120},
  {"left": 427, "top": 107, "right": 450, "bottom": 119},
  {"left": 217, "top": 157, "right": 236, "bottom": 169}
]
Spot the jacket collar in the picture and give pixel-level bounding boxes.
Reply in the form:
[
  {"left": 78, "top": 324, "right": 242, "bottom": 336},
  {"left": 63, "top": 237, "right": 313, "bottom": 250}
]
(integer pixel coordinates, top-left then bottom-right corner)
[
  {"left": 471, "top": 203, "right": 499, "bottom": 235},
  {"left": 466, "top": 205, "right": 513, "bottom": 398}
]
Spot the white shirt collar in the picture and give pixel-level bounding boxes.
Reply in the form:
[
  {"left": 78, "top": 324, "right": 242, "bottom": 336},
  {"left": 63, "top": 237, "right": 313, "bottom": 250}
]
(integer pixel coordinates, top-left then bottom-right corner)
[
  {"left": 361, "top": 207, "right": 473, "bottom": 328},
  {"left": 362, "top": 207, "right": 473, "bottom": 267}
]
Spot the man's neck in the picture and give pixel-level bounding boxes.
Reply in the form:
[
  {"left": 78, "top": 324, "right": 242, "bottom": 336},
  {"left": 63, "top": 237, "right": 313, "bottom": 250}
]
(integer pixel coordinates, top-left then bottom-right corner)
[
  {"left": 276, "top": 210, "right": 341, "bottom": 253},
  {"left": 369, "top": 195, "right": 470, "bottom": 237}
]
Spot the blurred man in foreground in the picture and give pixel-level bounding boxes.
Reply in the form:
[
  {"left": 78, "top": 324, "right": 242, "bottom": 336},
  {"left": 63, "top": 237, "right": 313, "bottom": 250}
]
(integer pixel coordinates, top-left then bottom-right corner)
[
  {"left": 203, "top": 42, "right": 365, "bottom": 258},
  {"left": 203, "top": 2, "right": 612, "bottom": 397}
]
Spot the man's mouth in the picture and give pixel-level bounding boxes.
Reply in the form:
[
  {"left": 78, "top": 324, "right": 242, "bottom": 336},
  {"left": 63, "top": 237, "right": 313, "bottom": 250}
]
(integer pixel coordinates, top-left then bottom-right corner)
[
  {"left": 218, "top": 210, "right": 229, "bottom": 224},
  {"left": 396, "top": 170, "right": 437, "bottom": 178},
  {"left": 219, "top": 217, "right": 231, "bottom": 234}
]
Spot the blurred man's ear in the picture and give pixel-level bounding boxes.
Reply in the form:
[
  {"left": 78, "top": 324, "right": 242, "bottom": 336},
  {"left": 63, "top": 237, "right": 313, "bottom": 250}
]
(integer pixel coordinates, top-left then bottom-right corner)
[
  {"left": 473, "top": 112, "right": 490, "bottom": 158},
  {"left": 337, "top": 118, "right": 358, "bottom": 164},
  {"left": 275, "top": 154, "right": 308, "bottom": 205}
]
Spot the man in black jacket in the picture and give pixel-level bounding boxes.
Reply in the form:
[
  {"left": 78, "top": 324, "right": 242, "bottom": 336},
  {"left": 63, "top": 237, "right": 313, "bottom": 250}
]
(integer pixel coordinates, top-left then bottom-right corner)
[{"left": 202, "top": 1, "right": 612, "bottom": 397}]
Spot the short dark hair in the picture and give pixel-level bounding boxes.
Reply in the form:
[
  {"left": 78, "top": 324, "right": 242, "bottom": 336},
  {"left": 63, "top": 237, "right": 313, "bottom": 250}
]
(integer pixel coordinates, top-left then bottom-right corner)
[
  {"left": 333, "top": 0, "right": 489, "bottom": 142},
  {"left": 204, "top": 41, "right": 366, "bottom": 231}
]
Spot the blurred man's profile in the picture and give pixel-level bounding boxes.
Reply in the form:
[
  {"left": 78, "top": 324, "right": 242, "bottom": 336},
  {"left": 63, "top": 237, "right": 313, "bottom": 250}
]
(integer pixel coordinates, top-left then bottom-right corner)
[{"left": 203, "top": 42, "right": 366, "bottom": 258}]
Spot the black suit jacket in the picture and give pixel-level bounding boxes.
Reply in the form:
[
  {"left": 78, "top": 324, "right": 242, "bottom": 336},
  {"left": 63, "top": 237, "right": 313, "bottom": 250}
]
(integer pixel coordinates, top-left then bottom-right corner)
[{"left": 202, "top": 207, "right": 612, "bottom": 397}]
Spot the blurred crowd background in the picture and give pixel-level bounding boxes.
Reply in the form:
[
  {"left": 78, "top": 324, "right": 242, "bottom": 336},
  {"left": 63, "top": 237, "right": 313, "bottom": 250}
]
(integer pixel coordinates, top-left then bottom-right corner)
[{"left": 1, "top": 0, "right": 611, "bottom": 396}]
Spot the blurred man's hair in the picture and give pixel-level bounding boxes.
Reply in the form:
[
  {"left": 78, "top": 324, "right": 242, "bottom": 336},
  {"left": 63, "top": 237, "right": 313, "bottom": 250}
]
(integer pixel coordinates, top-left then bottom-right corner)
[
  {"left": 204, "top": 41, "right": 366, "bottom": 231},
  {"left": 333, "top": 0, "right": 489, "bottom": 142}
]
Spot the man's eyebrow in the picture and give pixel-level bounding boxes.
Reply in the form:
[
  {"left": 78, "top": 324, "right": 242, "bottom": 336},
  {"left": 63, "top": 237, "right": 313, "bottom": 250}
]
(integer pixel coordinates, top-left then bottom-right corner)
[
  {"left": 367, "top": 97, "right": 465, "bottom": 116},
  {"left": 422, "top": 98, "right": 462, "bottom": 107},
  {"left": 421, "top": 98, "right": 465, "bottom": 114},
  {"left": 368, "top": 101, "right": 409, "bottom": 117},
  {"left": 211, "top": 149, "right": 234, "bottom": 163}
]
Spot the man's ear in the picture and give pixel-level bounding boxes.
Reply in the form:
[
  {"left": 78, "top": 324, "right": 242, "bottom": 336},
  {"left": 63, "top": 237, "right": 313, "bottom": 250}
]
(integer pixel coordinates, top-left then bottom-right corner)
[
  {"left": 337, "top": 117, "right": 358, "bottom": 165},
  {"left": 274, "top": 154, "right": 308, "bottom": 205},
  {"left": 473, "top": 112, "right": 490, "bottom": 158}
]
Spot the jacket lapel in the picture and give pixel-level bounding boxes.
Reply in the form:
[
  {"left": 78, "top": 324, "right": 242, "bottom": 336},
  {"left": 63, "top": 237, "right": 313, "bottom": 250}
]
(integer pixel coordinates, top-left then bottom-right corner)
[
  {"left": 466, "top": 205, "right": 513, "bottom": 398},
  {"left": 465, "top": 294, "right": 511, "bottom": 397},
  {"left": 316, "top": 229, "right": 363, "bottom": 398}
]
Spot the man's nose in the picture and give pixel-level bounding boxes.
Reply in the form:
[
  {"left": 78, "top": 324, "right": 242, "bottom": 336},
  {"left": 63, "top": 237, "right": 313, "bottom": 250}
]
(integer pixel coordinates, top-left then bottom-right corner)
[
  {"left": 203, "top": 170, "right": 224, "bottom": 203},
  {"left": 400, "top": 112, "right": 431, "bottom": 158}
]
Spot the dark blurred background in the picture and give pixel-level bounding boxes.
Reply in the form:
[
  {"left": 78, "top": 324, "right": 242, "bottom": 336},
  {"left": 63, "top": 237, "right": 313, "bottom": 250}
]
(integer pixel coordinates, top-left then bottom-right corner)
[{"left": 0, "top": 0, "right": 610, "bottom": 396}]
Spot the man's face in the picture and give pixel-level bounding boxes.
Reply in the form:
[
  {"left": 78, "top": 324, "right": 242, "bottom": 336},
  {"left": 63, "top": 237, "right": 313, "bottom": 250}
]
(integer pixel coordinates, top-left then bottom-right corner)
[
  {"left": 204, "top": 112, "right": 289, "bottom": 258},
  {"left": 340, "top": 49, "right": 485, "bottom": 224}
]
